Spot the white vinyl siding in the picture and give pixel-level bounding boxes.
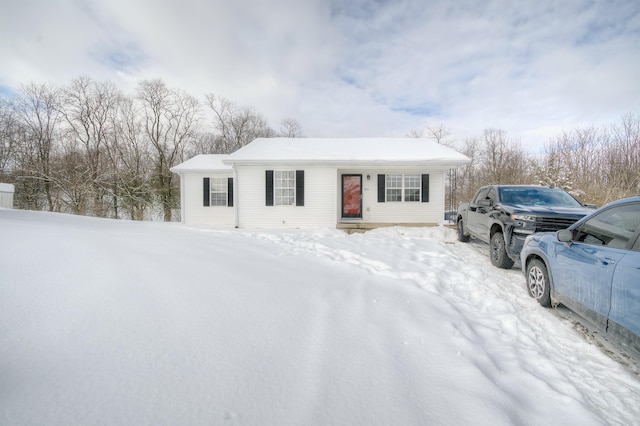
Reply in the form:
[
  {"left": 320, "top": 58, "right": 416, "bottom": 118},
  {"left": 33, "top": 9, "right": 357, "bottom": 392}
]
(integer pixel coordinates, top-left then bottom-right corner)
[
  {"left": 178, "top": 172, "right": 234, "bottom": 226},
  {"left": 177, "top": 166, "right": 446, "bottom": 228},
  {"left": 0, "top": 183, "right": 14, "bottom": 209},
  {"left": 236, "top": 166, "right": 336, "bottom": 228},
  {"left": 342, "top": 169, "right": 445, "bottom": 224}
]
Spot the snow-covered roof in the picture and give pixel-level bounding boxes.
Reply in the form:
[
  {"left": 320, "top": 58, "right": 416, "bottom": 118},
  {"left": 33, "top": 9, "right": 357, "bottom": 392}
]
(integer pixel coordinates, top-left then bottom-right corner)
[
  {"left": 223, "top": 138, "right": 470, "bottom": 167},
  {"left": 0, "top": 183, "right": 15, "bottom": 193},
  {"left": 170, "top": 154, "right": 232, "bottom": 173}
]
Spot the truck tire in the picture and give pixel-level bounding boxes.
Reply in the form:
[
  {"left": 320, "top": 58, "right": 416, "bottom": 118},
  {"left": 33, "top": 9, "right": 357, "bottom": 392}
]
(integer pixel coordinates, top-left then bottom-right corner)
[
  {"left": 457, "top": 220, "right": 470, "bottom": 242},
  {"left": 490, "top": 231, "right": 514, "bottom": 269}
]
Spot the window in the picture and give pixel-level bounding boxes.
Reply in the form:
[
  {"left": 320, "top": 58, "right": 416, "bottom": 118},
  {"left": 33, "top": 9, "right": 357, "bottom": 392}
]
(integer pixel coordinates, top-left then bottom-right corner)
[
  {"left": 498, "top": 187, "right": 581, "bottom": 207},
  {"left": 404, "top": 175, "right": 421, "bottom": 202},
  {"left": 473, "top": 187, "right": 490, "bottom": 204},
  {"left": 266, "top": 170, "right": 304, "bottom": 207},
  {"left": 386, "top": 174, "right": 421, "bottom": 202},
  {"left": 210, "top": 178, "right": 227, "bottom": 206},
  {"left": 386, "top": 175, "right": 402, "bottom": 202},
  {"left": 574, "top": 203, "right": 640, "bottom": 249},
  {"left": 275, "top": 171, "right": 296, "bottom": 206},
  {"left": 487, "top": 188, "right": 498, "bottom": 206},
  {"left": 203, "top": 177, "right": 232, "bottom": 207}
]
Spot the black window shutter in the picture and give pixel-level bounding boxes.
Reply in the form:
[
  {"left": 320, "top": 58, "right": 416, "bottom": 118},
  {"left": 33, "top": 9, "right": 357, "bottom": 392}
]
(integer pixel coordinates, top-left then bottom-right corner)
[
  {"left": 227, "top": 177, "right": 234, "bottom": 207},
  {"left": 265, "top": 170, "right": 274, "bottom": 206},
  {"left": 203, "top": 177, "right": 210, "bottom": 206},
  {"left": 421, "top": 174, "right": 430, "bottom": 202},
  {"left": 296, "top": 170, "right": 304, "bottom": 206},
  {"left": 377, "top": 174, "right": 385, "bottom": 202}
]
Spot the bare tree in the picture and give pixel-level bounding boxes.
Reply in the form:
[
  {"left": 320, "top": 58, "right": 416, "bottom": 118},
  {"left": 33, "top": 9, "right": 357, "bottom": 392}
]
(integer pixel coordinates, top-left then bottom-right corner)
[
  {"left": 407, "top": 124, "right": 452, "bottom": 145},
  {"left": 531, "top": 150, "right": 574, "bottom": 192},
  {"left": 414, "top": 125, "right": 456, "bottom": 213},
  {"left": 12, "top": 83, "right": 63, "bottom": 211},
  {"left": 107, "top": 96, "right": 154, "bottom": 220},
  {"left": 406, "top": 128, "right": 424, "bottom": 138},
  {"left": 478, "top": 129, "right": 528, "bottom": 185},
  {"left": 427, "top": 124, "right": 453, "bottom": 146},
  {"left": 455, "top": 137, "right": 481, "bottom": 203},
  {"left": 546, "top": 125, "right": 607, "bottom": 204},
  {"left": 137, "top": 79, "right": 201, "bottom": 221},
  {"left": 279, "top": 117, "right": 303, "bottom": 137},
  {"left": 61, "top": 77, "right": 121, "bottom": 217},
  {"left": 0, "top": 97, "right": 22, "bottom": 175},
  {"left": 205, "top": 93, "right": 275, "bottom": 153},
  {"left": 606, "top": 112, "right": 640, "bottom": 198},
  {"left": 51, "top": 145, "right": 93, "bottom": 215}
]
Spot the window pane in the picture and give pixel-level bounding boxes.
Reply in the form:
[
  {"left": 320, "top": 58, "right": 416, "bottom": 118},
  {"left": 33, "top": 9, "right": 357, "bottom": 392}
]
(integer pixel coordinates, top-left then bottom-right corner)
[
  {"left": 404, "top": 175, "right": 420, "bottom": 187},
  {"left": 387, "top": 189, "right": 401, "bottom": 202},
  {"left": 211, "top": 193, "right": 227, "bottom": 206},
  {"left": 405, "top": 189, "right": 420, "bottom": 202},
  {"left": 386, "top": 175, "right": 402, "bottom": 188}
]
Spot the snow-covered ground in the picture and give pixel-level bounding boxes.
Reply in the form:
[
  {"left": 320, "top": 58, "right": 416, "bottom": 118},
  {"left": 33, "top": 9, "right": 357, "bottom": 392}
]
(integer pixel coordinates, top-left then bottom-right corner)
[{"left": 1, "top": 209, "right": 639, "bottom": 426}]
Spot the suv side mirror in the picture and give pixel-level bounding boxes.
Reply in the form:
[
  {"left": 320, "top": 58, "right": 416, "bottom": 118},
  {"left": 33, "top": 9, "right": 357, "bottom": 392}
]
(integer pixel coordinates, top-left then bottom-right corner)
[
  {"left": 557, "top": 229, "right": 572, "bottom": 243},
  {"left": 478, "top": 199, "right": 491, "bottom": 208}
]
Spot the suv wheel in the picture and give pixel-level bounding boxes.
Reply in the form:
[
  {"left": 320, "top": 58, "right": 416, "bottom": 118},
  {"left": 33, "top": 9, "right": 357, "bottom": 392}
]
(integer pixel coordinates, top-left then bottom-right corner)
[
  {"left": 490, "top": 231, "right": 515, "bottom": 269},
  {"left": 526, "top": 259, "right": 551, "bottom": 307}
]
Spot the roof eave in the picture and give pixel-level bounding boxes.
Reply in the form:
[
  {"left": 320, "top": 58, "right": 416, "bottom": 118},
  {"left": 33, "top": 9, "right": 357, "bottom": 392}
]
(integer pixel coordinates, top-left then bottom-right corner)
[
  {"left": 170, "top": 167, "right": 232, "bottom": 174},
  {"left": 223, "top": 159, "right": 470, "bottom": 168}
]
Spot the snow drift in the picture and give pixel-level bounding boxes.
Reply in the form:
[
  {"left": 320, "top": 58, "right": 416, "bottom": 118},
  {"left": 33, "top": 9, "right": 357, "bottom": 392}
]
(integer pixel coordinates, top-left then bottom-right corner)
[{"left": 1, "top": 209, "right": 638, "bottom": 425}]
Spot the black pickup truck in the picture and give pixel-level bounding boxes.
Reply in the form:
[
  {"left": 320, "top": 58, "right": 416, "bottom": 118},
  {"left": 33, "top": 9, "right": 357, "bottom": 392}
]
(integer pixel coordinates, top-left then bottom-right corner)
[{"left": 457, "top": 185, "right": 594, "bottom": 268}]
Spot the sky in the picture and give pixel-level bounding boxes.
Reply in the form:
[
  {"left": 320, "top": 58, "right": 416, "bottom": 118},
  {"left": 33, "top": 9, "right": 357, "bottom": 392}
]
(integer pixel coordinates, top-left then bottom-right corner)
[
  {"left": 2, "top": 208, "right": 640, "bottom": 425},
  {"left": 1, "top": 0, "right": 639, "bottom": 152}
]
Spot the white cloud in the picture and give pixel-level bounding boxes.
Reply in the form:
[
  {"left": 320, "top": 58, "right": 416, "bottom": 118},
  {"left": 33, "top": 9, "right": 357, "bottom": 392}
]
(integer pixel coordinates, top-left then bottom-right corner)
[{"left": 1, "top": 0, "right": 638, "bottom": 152}]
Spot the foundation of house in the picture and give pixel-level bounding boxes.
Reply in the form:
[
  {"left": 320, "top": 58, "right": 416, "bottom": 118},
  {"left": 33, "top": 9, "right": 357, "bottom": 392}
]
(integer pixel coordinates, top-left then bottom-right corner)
[{"left": 336, "top": 222, "right": 439, "bottom": 234}]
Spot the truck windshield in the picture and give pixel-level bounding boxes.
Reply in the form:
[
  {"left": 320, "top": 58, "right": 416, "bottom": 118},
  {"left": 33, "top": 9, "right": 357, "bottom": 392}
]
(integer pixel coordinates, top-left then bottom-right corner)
[{"left": 499, "top": 187, "right": 582, "bottom": 208}]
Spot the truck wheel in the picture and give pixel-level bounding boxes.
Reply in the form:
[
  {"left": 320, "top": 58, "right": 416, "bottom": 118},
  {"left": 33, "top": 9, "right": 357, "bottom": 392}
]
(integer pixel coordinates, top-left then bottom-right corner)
[
  {"left": 526, "top": 259, "right": 551, "bottom": 307},
  {"left": 490, "top": 231, "right": 514, "bottom": 269},
  {"left": 457, "top": 220, "right": 470, "bottom": 242}
]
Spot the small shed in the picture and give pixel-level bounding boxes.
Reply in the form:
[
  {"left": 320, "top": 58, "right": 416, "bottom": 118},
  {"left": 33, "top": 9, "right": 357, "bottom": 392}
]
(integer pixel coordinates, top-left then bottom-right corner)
[
  {"left": 0, "top": 183, "right": 15, "bottom": 209},
  {"left": 170, "top": 155, "right": 234, "bottom": 226}
]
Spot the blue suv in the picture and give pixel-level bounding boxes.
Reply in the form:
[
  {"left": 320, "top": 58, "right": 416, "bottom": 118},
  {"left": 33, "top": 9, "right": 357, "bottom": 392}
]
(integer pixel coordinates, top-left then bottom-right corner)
[{"left": 521, "top": 196, "right": 640, "bottom": 354}]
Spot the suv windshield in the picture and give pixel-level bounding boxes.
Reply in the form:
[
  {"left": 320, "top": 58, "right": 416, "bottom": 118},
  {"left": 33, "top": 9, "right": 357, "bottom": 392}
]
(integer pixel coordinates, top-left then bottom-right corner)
[{"left": 499, "top": 187, "right": 582, "bottom": 208}]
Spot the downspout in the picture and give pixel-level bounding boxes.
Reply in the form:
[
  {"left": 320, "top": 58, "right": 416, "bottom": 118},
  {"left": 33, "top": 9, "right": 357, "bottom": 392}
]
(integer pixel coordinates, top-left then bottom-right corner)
[
  {"left": 180, "top": 173, "right": 186, "bottom": 224},
  {"left": 233, "top": 166, "right": 239, "bottom": 228}
]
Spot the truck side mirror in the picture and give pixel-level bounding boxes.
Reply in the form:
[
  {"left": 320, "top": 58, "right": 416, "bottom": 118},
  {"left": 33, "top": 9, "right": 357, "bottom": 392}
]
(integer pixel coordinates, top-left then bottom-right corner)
[{"left": 478, "top": 199, "right": 491, "bottom": 207}]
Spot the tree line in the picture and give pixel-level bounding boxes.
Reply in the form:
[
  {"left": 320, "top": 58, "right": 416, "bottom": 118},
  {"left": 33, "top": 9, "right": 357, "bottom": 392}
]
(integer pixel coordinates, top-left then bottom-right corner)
[
  {"left": 1, "top": 76, "right": 637, "bottom": 221},
  {"left": 411, "top": 114, "right": 639, "bottom": 212},
  {"left": 0, "top": 77, "right": 302, "bottom": 220}
]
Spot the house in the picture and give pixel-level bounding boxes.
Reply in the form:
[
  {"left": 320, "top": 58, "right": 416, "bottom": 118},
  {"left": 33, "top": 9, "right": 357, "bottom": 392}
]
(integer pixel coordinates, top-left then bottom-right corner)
[
  {"left": 0, "top": 183, "right": 15, "bottom": 209},
  {"left": 170, "top": 154, "right": 234, "bottom": 226},
  {"left": 171, "top": 138, "right": 470, "bottom": 230}
]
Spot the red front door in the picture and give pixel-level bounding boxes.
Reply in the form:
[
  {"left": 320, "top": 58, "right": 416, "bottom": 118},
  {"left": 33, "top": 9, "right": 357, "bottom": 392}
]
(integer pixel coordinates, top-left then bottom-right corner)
[{"left": 342, "top": 175, "right": 362, "bottom": 218}]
